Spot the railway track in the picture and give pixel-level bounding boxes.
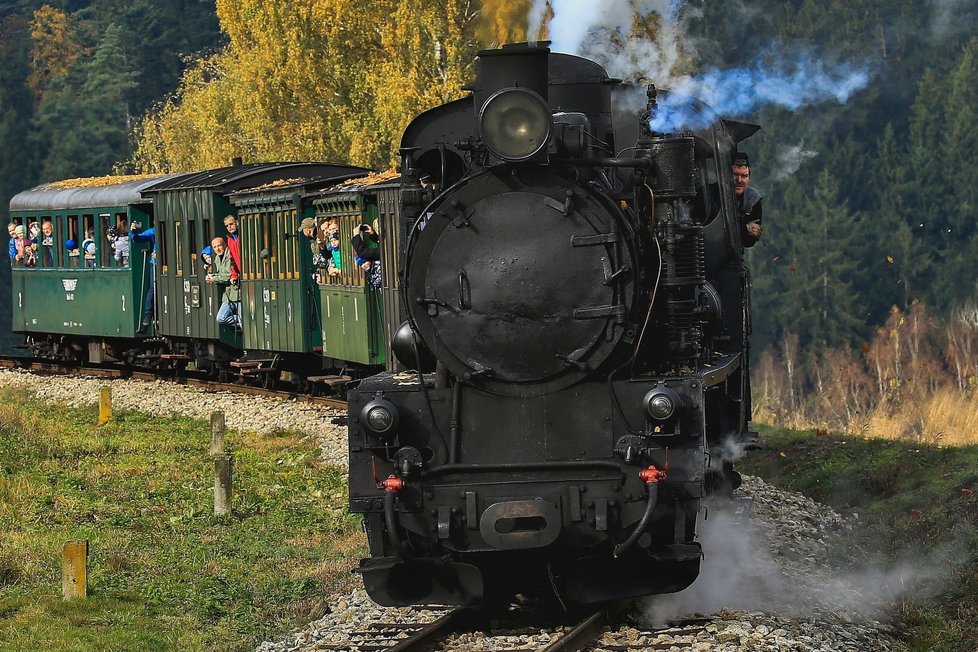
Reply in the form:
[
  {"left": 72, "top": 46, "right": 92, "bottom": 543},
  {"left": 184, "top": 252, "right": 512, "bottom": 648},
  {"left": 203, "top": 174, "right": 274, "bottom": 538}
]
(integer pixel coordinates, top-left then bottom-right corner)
[
  {"left": 313, "top": 605, "right": 713, "bottom": 652},
  {"left": 0, "top": 356, "right": 348, "bottom": 409}
]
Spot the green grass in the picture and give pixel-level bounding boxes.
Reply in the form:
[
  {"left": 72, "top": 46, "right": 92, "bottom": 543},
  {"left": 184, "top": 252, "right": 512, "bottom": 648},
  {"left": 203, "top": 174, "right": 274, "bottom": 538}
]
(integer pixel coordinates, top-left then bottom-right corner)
[
  {"left": 0, "top": 387, "right": 364, "bottom": 652},
  {"left": 740, "top": 424, "right": 978, "bottom": 651}
]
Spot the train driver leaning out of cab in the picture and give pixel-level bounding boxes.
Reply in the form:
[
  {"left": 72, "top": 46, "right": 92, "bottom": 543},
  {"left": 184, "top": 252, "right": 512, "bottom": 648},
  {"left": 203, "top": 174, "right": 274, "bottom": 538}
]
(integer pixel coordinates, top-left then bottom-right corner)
[
  {"left": 206, "top": 237, "right": 242, "bottom": 333},
  {"left": 732, "top": 152, "right": 763, "bottom": 247}
]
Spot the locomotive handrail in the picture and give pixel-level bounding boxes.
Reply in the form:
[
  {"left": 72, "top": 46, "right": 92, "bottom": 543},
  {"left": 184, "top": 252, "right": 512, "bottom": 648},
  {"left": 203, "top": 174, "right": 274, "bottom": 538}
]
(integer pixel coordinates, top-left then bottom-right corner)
[
  {"left": 421, "top": 460, "right": 624, "bottom": 479},
  {"left": 560, "top": 157, "right": 654, "bottom": 169}
]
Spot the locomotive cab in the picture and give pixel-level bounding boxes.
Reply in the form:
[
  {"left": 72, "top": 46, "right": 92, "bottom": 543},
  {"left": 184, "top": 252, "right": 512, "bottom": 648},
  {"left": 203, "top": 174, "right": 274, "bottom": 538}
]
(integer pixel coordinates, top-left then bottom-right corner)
[{"left": 349, "top": 42, "right": 758, "bottom": 607}]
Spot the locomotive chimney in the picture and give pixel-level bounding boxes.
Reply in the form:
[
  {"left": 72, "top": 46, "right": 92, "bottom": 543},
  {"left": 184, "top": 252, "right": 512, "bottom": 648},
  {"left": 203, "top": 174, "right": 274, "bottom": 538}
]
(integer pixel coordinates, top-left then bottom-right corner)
[{"left": 473, "top": 41, "right": 550, "bottom": 107}]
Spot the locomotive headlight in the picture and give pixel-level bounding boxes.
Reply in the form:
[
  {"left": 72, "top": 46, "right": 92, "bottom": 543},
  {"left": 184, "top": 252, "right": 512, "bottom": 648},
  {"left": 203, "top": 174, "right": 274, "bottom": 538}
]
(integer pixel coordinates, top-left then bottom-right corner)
[
  {"left": 360, "top": 396, "right": 400, "bottom": 439},
  {"left": 478, "top": 88, "right": 552, "bottom": 162},
  {"left": 643, "top": 386, "right": 683, "bottom": 422}
]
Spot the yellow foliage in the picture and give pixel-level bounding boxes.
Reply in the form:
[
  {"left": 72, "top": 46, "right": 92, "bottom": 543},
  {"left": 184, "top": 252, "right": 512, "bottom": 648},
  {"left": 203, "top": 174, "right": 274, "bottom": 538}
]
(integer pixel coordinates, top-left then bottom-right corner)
[
  {"left": 477, "top": 0, "right": 534, "bottom": 46},
  {"left": 133, "top": 0, "right": 479, "bottom": 172},
  {"left": 42, "top": 175, "right": 162, "bottom": 189},
  {"left": 28, "top": 5, "right": 86, "bottom": 99}
]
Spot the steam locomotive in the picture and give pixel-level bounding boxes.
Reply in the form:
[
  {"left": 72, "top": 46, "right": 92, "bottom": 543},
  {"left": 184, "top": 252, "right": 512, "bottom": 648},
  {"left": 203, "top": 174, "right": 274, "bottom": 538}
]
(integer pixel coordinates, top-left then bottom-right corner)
[{"left": 347, "top": 42, "right": 759, "bottom": 606}]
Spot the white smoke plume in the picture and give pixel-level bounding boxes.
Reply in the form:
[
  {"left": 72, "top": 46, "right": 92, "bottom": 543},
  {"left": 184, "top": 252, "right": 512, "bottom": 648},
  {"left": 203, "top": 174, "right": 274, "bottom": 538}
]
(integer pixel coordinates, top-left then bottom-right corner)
[
  {"left": 772, "top": 144, "right": 819, "bottom": 182},
  {"left": 530, "top": 0, "right": 871, "bottom": 131},
  {"left": 638, "top": 490, "right": 959, "bottom": 628}
]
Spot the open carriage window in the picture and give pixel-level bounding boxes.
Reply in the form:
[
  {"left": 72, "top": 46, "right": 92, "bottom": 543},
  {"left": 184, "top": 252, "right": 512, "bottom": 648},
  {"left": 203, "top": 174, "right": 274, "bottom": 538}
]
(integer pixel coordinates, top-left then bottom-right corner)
[
  {"left": 98, "top": 214, "right": 112, "bottom": 268},
  {"left": 174, "top": 221, "right": 183, "bottom": 276},
  {"left": 81, "top": 214, "right": 96, "bottom": 268},
  {"left": 189, "top": 221, "right": 197, "bottom": 267},
  {"left": 159, "top": 221, "right": 169, "bottom": 275},
  {"left": 65, "top": 215, "right": 80, "bottom": 268},
  {"left": 113, "top": 212, "right": 130, "bottom": 268}
]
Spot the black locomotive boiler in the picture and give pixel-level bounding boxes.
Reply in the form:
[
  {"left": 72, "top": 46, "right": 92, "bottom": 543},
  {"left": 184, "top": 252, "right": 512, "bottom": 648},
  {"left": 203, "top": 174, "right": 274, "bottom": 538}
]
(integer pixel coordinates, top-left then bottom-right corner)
[{"left": 348, "top": 43, "right": 758, "bottom": 606}]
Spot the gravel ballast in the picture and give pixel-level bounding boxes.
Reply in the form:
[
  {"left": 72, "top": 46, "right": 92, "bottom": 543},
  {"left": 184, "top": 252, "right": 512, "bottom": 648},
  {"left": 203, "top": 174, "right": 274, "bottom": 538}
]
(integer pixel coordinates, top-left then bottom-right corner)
[{"left": 1, "top": 369, "right": 903, "bottom": 651}]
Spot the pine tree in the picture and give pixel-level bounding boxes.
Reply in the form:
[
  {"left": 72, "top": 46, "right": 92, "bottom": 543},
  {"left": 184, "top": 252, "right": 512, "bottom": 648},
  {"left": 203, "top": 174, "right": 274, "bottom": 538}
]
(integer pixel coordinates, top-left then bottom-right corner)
[
  {"left": 778, "top": 168, "right": 866, "bottom": 354},
  {"left": 941, "top": 37, "right": 978, "bottom": 303}
]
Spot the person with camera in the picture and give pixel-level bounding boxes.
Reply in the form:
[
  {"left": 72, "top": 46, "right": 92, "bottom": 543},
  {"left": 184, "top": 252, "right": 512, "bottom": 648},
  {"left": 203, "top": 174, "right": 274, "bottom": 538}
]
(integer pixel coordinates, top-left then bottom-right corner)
[
  {"left": 351, "top": 222, "right": 381, "bottom": 288},
  {"left": 206, "top": 236, "right": 241, "bottom": 333},
  {"left": 107, "top": 217, "right": 130, "bottom": 267}
]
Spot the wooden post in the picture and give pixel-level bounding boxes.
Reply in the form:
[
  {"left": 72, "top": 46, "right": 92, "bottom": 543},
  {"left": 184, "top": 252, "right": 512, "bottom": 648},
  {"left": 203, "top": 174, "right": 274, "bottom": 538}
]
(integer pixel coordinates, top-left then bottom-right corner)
[
  {"left": 214, "top": 453, "right": 233, "bottom": 516},
  {"left": 97, "top": 386, "right": 112, "bottom": 425},
  {"left": 210, "top": 411, "right": 226, "bottom": 456},
  {"left": 62, "top": 540, "right": 88, "bottom": 599}
]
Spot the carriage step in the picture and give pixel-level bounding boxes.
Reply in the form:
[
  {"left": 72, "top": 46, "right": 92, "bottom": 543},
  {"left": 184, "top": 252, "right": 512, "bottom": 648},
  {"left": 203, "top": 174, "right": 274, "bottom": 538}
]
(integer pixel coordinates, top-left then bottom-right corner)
[
  {"left": 306, "top": 375, "right": 352, "bottom": 387},
  {"left": 230, "top": 359, "right": 275, "bottom": 369},
  {"left": 240, "top": 368, "right": 277, "bottom": 376}
]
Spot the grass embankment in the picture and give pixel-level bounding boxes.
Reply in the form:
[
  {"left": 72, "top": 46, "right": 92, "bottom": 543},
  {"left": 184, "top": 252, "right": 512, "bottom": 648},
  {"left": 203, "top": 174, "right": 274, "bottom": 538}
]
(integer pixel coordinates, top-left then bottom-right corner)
[
  {"left": 740, "top": 424, "right": 978, "bottom": 652},
  {"left": 0, "top": 387, "right": 363, "bottom": 652}
]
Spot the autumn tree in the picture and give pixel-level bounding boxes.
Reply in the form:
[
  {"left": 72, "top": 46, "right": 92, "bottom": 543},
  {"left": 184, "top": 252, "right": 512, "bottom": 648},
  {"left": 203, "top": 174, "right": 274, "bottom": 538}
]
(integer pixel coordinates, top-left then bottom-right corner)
[
  {"left": 27, "top": 5, "right": 85, "bottom": 100},
  {"left": 133, "top": 0, "right": 480, "bottom": 172},
  {"left": 477, "top": 0, "right": 536, "bottom": 46}
]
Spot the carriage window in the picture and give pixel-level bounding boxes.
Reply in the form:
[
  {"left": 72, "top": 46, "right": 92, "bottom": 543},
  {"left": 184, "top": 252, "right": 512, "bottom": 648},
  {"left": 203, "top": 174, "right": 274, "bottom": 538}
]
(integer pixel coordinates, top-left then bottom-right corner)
[
  {"left": 66, "top": 215, "right": 79, "bottom": 268},
  {"left": 174, "top": 221, "right": 183, "bottom": 276},
  {"left": 268, "top": 212, "right": 279, "bottom": 280},
  {"left": 251, "top": 213, "right": 262, "bottom": 280},
  {"left": 113, "top": 212, "right": 129, "bottom": 268},
  {"left": 81, "top": 214, "right": 95, "bottom": 268},
  {"left": 38, "top": 218, "right": 57, "bottom": 267},
  {"left": 98, "top": 214, "right": 112, "bottom": 268},
  {"left": 188, "top": 221, "right": 198, "bottom": 270},
  {"left": 292, "top": 210, "right": 300, "bottom": 279},
  {"left": 203, "top": 221, "right": 212, "bottom": 259},
  {"left": 252, "top": 213, "right": 263, "bottom": 280},
  {"left": 159, "top": 221, "right": 169, "bottom": 275},
  {"left": 286, "top": 211, "right": 296, "bottom": 279}
]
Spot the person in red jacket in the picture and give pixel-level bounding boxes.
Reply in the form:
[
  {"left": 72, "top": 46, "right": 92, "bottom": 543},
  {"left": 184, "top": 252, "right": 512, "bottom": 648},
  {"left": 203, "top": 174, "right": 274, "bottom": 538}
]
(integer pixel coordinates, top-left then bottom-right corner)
[{"left": 223, "top": 215, "right": 241, "bottom": 280}]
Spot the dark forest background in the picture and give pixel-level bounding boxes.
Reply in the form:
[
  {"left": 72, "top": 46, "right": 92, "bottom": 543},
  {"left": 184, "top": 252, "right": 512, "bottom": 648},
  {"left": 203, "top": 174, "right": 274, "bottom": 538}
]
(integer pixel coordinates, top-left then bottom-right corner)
[{"left": 2, "top": 0, "right": 978, "bottom": 408}]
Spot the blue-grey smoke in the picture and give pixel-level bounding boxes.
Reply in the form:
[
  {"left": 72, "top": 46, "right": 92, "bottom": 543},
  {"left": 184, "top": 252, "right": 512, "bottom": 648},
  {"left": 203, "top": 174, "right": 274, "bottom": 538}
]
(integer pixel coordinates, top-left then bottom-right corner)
[
  {"left": 532, "top": 1, "right": 871, "bottom": 133},
  {"left": 650, "top": 51, "right": 870, "bottom": 132}
]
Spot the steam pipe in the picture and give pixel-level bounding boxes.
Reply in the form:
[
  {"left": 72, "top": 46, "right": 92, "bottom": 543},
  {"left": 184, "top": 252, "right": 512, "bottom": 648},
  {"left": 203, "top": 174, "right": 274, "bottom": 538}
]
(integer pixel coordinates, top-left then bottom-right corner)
[
  {"left": 383, "top": 490, "right": 415, "bottom": 559},
  {"left": 561, "top": 157, "right": 653, "bottom": 169},
  {"left": 613, "top": 483, "right": 659, "bottom": 558},
  {"left": 449, "top": 379, "right": 461, "bottom": 464}
]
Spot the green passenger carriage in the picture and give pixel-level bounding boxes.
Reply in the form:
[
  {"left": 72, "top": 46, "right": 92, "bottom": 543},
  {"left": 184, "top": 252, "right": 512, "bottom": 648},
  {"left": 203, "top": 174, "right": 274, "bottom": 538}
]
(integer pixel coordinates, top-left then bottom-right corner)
[
  {"left": 7, "top": 163, "right": 400, "bottom": 392},
  {"left": 8, "top": 174, "right": 171, "bottom": 362},
  {"left": 143, "top": 162, "right": 365, "bottom": 375},
  {"left": 226, "top": 165, "right": 368, "bottom": 383},
  {"left": 308, "top": 172, "right": 402, "bottom": 369}
]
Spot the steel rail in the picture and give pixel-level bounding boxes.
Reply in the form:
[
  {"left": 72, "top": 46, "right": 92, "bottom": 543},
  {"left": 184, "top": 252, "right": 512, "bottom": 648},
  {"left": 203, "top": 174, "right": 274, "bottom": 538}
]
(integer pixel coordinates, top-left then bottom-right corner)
[{"left": 538, "top": 610, "right": 607, "bottom": 652}]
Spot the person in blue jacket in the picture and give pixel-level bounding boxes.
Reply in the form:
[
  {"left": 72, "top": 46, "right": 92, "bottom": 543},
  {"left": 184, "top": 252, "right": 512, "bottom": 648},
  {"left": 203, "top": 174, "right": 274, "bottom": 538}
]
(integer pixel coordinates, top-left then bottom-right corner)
[
  {"left": 7, "top": 223, "right": 17, "bottom": 261},
  {"left": 131, "top": 223, "right": 156, "bottom": 332}
]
